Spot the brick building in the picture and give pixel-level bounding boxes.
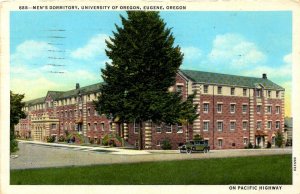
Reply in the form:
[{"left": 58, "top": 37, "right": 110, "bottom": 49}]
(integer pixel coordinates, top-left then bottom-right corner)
[{"left": 15, "top": 69, "right": 285, "bottom": 150}]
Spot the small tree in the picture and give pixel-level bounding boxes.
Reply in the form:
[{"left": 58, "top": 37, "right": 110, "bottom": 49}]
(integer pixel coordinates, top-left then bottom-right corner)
[
  {"left": 193, "top": 134, "right": 203, "bottom": 141},
  {"left": 161, "top": 139, "right": 172, "bottom": 150},
  {"left": 10, "top": 91, "right": 26, "bottom": 153},
  {"left": 275, "top": 130, "right": 284, "bottom": 148}
]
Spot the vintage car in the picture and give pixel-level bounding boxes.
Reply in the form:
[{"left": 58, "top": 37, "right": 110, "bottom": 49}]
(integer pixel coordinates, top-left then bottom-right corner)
[{"left": 179, "top": 140, "right": 210, "bottom": 153}]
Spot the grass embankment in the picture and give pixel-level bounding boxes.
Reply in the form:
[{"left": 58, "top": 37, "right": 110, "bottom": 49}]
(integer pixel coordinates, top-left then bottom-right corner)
[{"left": 11, "top": 154, "right": 292, "bottom": 185}]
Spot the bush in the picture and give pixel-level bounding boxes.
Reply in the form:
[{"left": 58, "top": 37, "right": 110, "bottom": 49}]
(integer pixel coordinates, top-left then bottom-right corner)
[
  {"left": 10, "top": 139, "right": 19, "bottom": 153},
  {"left": 275, "top": 131, "right": 284, "bottom": 148},
  {"left": 102, "top": 134, "right": 109, "bottom": 146},
  {"left": 254, "top": 145, "right": 261, "bottom": 149},
  {"left": 193, "top": 134, "right": 203, "bottom": 141},
  {"left": 89, "top": 139, "right": 94, "bottom": 144},
  {"left": 109, "top": 139, "right": 116, "bottom": 147},
  {"left": 58, "top": 136, "right": 65, "bottom": 142},
  {"left": 267, "top": 141, "right": 272, "bottom": 148},
  {"left": 161, "top": 139, "right": 172, "bottom": 150},
  {"left": 47, "top": 136, "right": 55, "bottom": 143},
  {"left": 247, "top": 142, "right": 253, "bottom": 149}
]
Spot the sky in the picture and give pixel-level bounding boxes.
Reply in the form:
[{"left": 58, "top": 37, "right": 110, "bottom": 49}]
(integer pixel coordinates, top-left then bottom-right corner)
[{"left": 10, "top": 11, "right": 292, "bottom": 116}]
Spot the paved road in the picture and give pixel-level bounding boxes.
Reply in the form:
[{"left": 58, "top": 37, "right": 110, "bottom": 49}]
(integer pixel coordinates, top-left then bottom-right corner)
[{"left": 10, "top": 141, "right": 292, "bottom": 170}]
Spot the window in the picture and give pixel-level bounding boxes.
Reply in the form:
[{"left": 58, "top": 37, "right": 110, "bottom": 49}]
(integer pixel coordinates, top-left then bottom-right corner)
[
  {"left": 217, "top": 121, "right": 223, "bottom": 131},
  {"left": 94, "top": 123, "right": 97, "bottom": 131},
  {"left": 268, "top": 90, "right": 271, "bottom": 98},
  {"left": 156, "top": 140, "right": 161, "bottom": 146},
  {"left": 204, "top": 85, "right": 208, "bottom": 93},
  {"left": 231, "top": 87, "right": 235, "bottom": 95},
  {"left": 276, "top": 121, "right": 280, "bottom": 129},
  {"left": 242, "top": 121, "right": 248, "bottom": 130},
  {"left": 87, "top": 94, "right": 90, "bottom": 101},
  {"left": 267, "top": 121, "right": 272, "bottom": 129},
  {"left": 230, "top": 121, "right": 236, "bottom": 130},
  {"left": 94, "top": 110, "right": 98, "bottom": 116},
  {"left": 257, "top": 121, "right": 262, "bottom": 130},
  {"left": 176, "top": 123, "right": 183, "bottom": 133},
  {"left": 79, "top": 109, "right": 82, "bottom": 117},
  {"left": 243, "top": 88, "right": 247, "bottom": 96},
  {"left": 257, "top": 105, "right": 261, "bottom": 113},
  {"left": 230, "top": 104, "right": 236, "bottom": 113},
  {"left": 87, "top": 108, "right": 90, "bottom": 116},
  {"left": 243, "top": 138, "right": 248, "bottom": 145},
  {"left": 272, "top": 137, "right": 275, "bottom": 145},
  {"left": 267, "top": 106, "right": 272, "bottom": 114},
  {"left": 276, "top": 106, "right": 280, "bottom": 114},
  {"left": 217, "top": 104, "right": 222, "bottom": 113},
  {"left": 217, "top": 86, "right": 222, "bottom": 94},
  {"left": 256, "top": 89, "right": 262, "bottom": 97},
  {"left": 156, "top": 125, "right": 162, "bottom": 133},
  {"left": 51, "top": 124, "right": 56, "bottom": 130},
  {"left": 166, "top": 125, "right": 172, "bottom": 133},
  {"left": 242, "top": 105, "right": 247, "bottom": 113},
  {"left": 109, "top": 122, "right": 113, "bottom": 131},
  {"left": 203, "top": 121, "right": 209, "bottom": 131},
  {"left": 276, "top": 91, "right": 280, "bottom": 98},
  {"left": 65, "top": 111, "right": 68, "bottom": 117},
  {"left": 69, "top": 110, "right": 73, "bottom": 117},
  {"left": 74, "top": 110, "right": 77, "bottom": 117},
  {"left": 176, "top": 85, "right": 183, "bottom": 95},
  {"left": 87, "top": 123, "right": 91, "bottom": 131},
  {"left": 134, "top": 121, "right": 139, "bottom": 133},
  {"left": 101, "top": 123, "right": 105, "bottom": 131},
  {"left": 203, "top": 103, "right": 209, "bottom": 113},
  {"left": 218, "top": 139, "right": 223, "bottom": 147}
]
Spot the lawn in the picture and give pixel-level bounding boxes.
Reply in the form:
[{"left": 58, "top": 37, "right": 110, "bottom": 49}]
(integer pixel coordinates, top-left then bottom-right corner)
[{"left": 10, "top": 154, "right": 292, "bottom": 185}]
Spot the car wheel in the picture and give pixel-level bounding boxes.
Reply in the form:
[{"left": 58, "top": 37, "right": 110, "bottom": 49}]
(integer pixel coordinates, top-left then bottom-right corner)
[{"left": 187, "top": 149, "right": 192, "bottom": 154}]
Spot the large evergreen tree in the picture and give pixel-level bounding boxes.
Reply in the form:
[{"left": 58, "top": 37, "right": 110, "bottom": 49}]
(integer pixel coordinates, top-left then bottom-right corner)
[
  {"left": 10, "top": 91, "right": 26, "bottom": 153},
  {"left": 95, "top": 11, "right": 197, "bottom": 149}
]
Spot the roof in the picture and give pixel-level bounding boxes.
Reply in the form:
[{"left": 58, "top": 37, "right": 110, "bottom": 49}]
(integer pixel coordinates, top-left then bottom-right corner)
[
  {"left": 25, "top": 97, "right": 46, "bottom": 106},
  {"left": 25, "top": 82, "right": 103, "bottom": 106},
  {"left": 180, "top": 69, "right": 284, "bottom": 90}
]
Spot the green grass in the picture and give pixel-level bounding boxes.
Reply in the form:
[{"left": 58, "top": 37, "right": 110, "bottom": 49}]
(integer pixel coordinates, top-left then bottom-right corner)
[{"left": 10, "top": 154, "right": 292, "bottom": 185}]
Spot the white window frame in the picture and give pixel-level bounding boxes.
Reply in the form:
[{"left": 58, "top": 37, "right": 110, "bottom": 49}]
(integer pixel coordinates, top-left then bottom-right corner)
[
  {"left": 276, "top": 106, "right": 280, "bottom": 114},
  {"left": 242, "top": 105, "right": 247, "bottom": 113},
  {"left": 217, "top": 121, "right": 223, "bottom": 132},
  {"left": 87, "top": 108, "right": 90, "bottom": 116},
  {"left": 276, "top": 121, "right": 280, "bottom": 129},
  {"left": 134, "top": 121, "right": 139, "bottom": 134},
  {"left": 243, "top": 138, "right": 248, "bottom": 145},
  {"left": 276, "top": 91, "right": 280, "bottom": 98},
  {"left": 268, "top": 90, "right": 271, "bottom": 98},
  {"left": 156, "top": 125, "right": 162, "bottom": 133},
  {"left": 267, "top": 121, "right": 272, "bottom": 130},
  {"left": 165, "top": 125, "right": 172, "bottom": 133},
  {"left": 257, "top": 105, "right": 261, "bottom": 114},
  {"left": 231, "top": 87, "right": 235, "bottom": 95},
  {"left": 257, "top": 121, "right": 262, "bottom": 130},
  {"left": 230, "top": 121, "right": 236, "bottom": 131},
  {"left": 267, "top": 106, "right": 272, "bottom": 114},
  {"left": 203, "top": 85, "right": 208, "bottom": 94},
  {"left": 230, "top": 104, "right": 236, "bottom": 113},
  {"left": 203, "top": 103, "right": 209, "bottom": 113},
  {"left": 94, "top": 122, "right": 97, "bottom": 131},
  {"left": 217, "top": 86, "right": 222, "bottom": 94},
  {"left": 101, "top": 123, "right": 105, "bottom": 131},
  {"left": 203, "top": 121, "right": 209, "bottom": 131},
  {"left": 242, "top": 121, "right": 248, "bottom": 130},
  {"left": 218, "top": 139, "right": 223, "bottom": 148},
  {"left": 176, "top": 123, "right": 183, "bottom": 133},
  {"left": 87, "top": 123, "right": 91, "bottom": 131},
  {"left": 217, "top": 103, "right": 222, "bottom": 113},
  {"left": 243, "top": 88, "right": 247, "bottom": 96}
]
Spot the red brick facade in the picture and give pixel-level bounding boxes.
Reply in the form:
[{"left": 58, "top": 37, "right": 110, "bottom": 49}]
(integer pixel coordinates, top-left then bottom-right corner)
[{"left": 16, "top": 70, "right": 285, "bottom": 150}]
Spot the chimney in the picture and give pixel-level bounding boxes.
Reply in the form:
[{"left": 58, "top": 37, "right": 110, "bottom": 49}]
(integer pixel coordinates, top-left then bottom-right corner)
[
  {"left": 262, "top": 73, "right": 267, "bottom": 79},
  {"left": 76, "top": 83, "right": 80, "bottom": 89}
]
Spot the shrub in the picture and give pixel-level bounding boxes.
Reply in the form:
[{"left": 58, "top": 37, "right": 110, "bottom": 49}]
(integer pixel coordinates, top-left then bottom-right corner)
[
  {"left": 109, "top": 139, "right": 116, "bottom": 147},
  {"left": 193, "top": 134, "right": 203, "bottom": 141},
  {"left": 47, "top": 136, "right": 55, "bottom": 143},
  {"left": 267, "top": 141, "right": 272, "bottom": 148},
  {"left": 102, "top": 134, "right": 109, "bottom": 146},
  {"left": 89, "top": 139, "right": 94, "bottom": 144},
  {"left": 248, "top": 142, "right": 253, "bottom": 149},
  {"left": 10, "top": 139, "right": 19, "bottom": 153},
  {"left": 161, "top": 139, "right": 172, "bottom": 150},
  {"left": 275, "top": 131, "right": 284, "bottom": 148},
  {"left": 58, "top": 136, "right": 65, "bottom": 142}
]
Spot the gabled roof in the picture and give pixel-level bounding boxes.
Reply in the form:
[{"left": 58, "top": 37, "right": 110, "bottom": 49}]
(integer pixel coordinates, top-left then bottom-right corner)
[
  {"left": 180, "top": 69, "right": 284, "bottom": 90},
  {"left": 25, "top": 82, "right": 104, "bottom": 106},
  {"left": 25, "top": 97, "right": 46, "bottom": 106}
]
